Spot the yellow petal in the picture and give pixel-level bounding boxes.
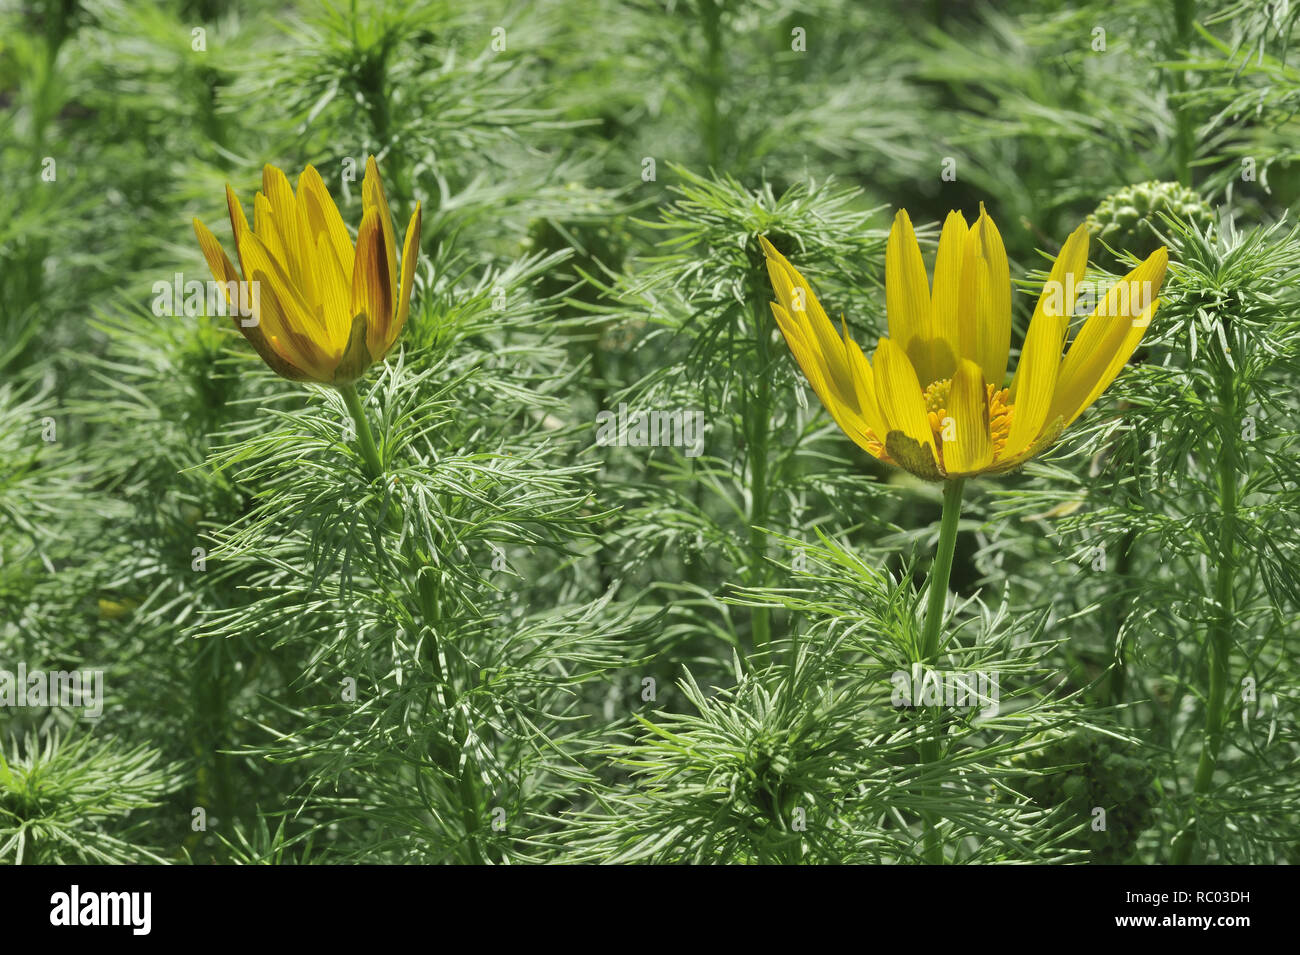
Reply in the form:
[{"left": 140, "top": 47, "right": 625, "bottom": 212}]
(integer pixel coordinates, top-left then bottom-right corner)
[
  {"left": 297, "top": 164, "right": 356, "bottom": 279},
  {"left": 1003, "top": 312, "right": 1063, "bottom": 461},
  {"left": 1056, "top": 299, "right": 1160, "bottom": 427},
  {"left": 385, "top": 201, "right": 422, "bottom": 356},
  {"left": 261, "top": 165, "right": 308, "bottom": 289},
  {"left": 252, "top": 191, "right": 287, "bottom": 268},
  {"left": 771, "top": 302, "right": 831, "bottom": 403},
  {"left": 886, "top": 210, "right": 933, "bottom": 380},
  {"left": 1028, "top": 223, "right": 1091, "bottom": 347},
  {"left": 315, "top": 232, "right": 353, "bottom": 346},
  {"left": 237, "top": 281, "right": 318, "bottom": 382},
  {"left": 262, "top": 164, "right": 296, "bottom": 220},
  {"left": 771, "top": 304, "right": 842, "bottom": 424},
  {"left": 843, "top": 329, "right": 889, "bottom": 446},
  {"left": 968, "top": 204, "right": 1011, "bottom": 387},
  {"left": 771, "top": 304, "right": 877, "bottom": 454},
  {"left": 238, "top": 227, "right": 331, "bottom": 358},
  {"left": 1006, "top": 223, "right": 1090, "bottom": 457},
  {"left": 362, "top": 156, "right": 399, "bottom": 303},
  {"left": 927, "top": 210, "right": 968, "bottom": 382},
  {"left": 353, "top": 207, "right": 394, "bottom": 358},
  {"left": 194, "top": 216, "right": 256, "bottom": 329},
  {"left": 239, "top": 266, "right": 329, "bottom": 381},
  {"left": 225, "top": 185, "right": 250, "bottom": 270},
  {"left": 193, "top": 217, "right": 239, "bottom": 289},
  {"left": 194, "top": 217, "right": 309, "bottom": 380},
  {"left": 872, "top": 337, "right": 936, "bottom": 460},
  {"left": 213, "top": 182, "right": 327, "bottom": 381},
  {"left": 957, "top": 220, "right": 980, "bottom": 367},
  {"left": 761, "top": 239, "right": 856, "bottom": 405},
  {"left": 1051, "top": 247, "right": 1168, "bottom": 426},
  {"left": 944, "top": 359, "right": 993, "bottom": 475}
]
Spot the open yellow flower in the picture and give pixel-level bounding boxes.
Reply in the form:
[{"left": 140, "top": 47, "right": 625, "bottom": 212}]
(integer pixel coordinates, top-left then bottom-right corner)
[
  {"left": 760, "top": 205, "right": 1168, "bottom": 480},
  {"left": 193, "top": 156, "right": 421, "bottom": 386}
]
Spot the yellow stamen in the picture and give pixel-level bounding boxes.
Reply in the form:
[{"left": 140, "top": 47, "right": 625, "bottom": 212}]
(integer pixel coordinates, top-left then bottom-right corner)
[
  {"left": 988, "top": 384, "right": 1012, "bottom": 457},
  {"left": 922, "top": 377, "right": 1014, "bottom": 470}
]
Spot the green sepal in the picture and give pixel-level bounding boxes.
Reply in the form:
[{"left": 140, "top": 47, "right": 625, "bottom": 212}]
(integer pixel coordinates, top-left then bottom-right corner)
[
  {"left": 332, "top": 312, "right": 374, "bottom": 385},
  {"left": 885, "top": 430, "right": 944, "bottom": 482}
]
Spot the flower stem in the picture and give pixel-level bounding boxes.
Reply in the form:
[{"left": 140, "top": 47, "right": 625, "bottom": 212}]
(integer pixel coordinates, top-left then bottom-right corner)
[
  {"left": 339, "top": 382, "right": 383, "bottom": 480},
  {"left": 746, "top": 296, "right": 775, "bottom": 655},
  {"left": 1172, "top": 353, "right": 1237, "bottom": 865},
  {"left": 921, "top": 478, "right": 966, "bottom": 662},
  {"left": 918, "top": 476, "right": 966, "bottom": 864},
  {"left": 337, "top": 379, "right": 487, "bottom": 863},
  {"left": 698, "top": 0, "right": 726, "bottom": 170},
  {"left": 1170, "top": 0, "right": 1196, "bottom": 186}
]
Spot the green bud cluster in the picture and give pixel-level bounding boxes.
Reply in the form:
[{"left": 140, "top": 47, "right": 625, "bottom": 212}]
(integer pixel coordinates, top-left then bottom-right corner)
[
  {"left": 1087, "top": 180, "right": 1214, "bottom": 258},
  {"left": 1019, "top": 731, "right": 1157, "bottom": 864}
]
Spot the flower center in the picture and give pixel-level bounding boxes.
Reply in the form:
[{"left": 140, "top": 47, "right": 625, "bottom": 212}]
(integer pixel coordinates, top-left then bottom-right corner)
[{"left": 922, "top": 377, "right": 1014, "bottom": 468}]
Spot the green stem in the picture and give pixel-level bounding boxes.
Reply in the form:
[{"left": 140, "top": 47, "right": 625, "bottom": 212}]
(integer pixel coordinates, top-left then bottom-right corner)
[
  {"left": 340, "top": 382, "right": 383, "bottom": 480},
  {"left": 747, "top": 297, "right": 774, "bottom": 655},
  {"left": 699, "top": 0, "right": 725, "bottom": 170},
  {"left": 354, "top": 40, "right": 409, "bottom": 209},
  {"left": 338, "top": 381, "right": 487, "bottom": 863},
  {"left": 1170, "top": 0, "right": 1196, "bottom": 186},
  {"left": 918, "top": 477, "right": 966, "bottom": 864},
  {"left": 1172, "top": 356, "right": 1236, "bottom": 865},
  {"left": 921, "top": 478, "right": 966, "bottom": 662},
  {"left": 1106, "top": 527, "right": 1138, "bottom": 715}
]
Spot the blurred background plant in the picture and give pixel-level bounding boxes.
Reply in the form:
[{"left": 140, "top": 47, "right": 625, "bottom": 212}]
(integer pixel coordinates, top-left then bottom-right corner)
[{"left": 1, "top": 0, "right": 1296, "bottom": 864}]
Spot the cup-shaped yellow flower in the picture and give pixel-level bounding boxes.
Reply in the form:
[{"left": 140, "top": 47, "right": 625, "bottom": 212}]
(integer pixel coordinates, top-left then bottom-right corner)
[
  {"left": 192, "top": 156, "right": 422, "bottom": 386},
  {"left": 760, "top": 205, "right": 1168, "bottom": 480}
]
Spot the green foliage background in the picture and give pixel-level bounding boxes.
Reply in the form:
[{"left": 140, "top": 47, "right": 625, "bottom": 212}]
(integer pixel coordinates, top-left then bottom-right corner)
[{"left": 1, "top": 0, "right": 1297, "bottom": 864}]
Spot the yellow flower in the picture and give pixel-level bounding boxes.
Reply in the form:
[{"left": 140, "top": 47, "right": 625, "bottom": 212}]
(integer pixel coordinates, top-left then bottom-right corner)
[
  {"left": 760, "top": 205, "right": 1168, "bottom": 480},
  {"left": 192, "top": 156, "right": 422, "bottom": 385}
]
